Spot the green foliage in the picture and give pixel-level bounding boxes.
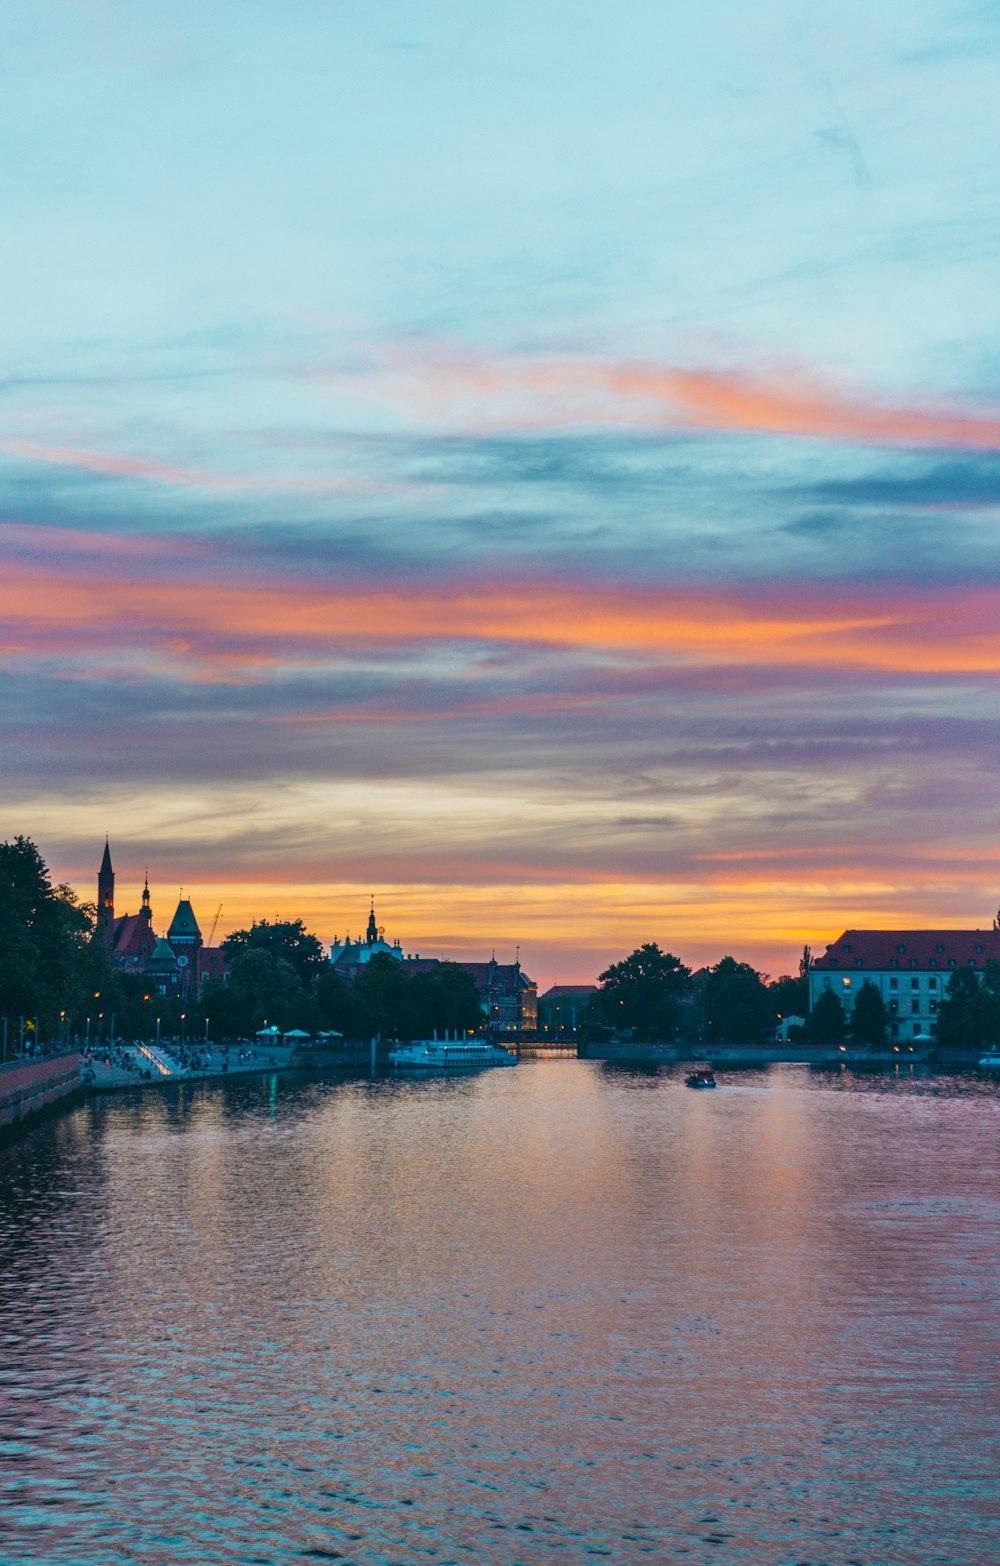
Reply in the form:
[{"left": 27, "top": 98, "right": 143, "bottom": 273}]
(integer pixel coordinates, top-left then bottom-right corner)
[
  {"left": 0, "top": 837, "right": 99, "bottom": 1045},
  {"left": 767, "top": 972, "right": 809, "bottom": 1022},
  {"left": 205, "top": 947, "right": 316, "bottom": 1037},
  {"left": 221, "top": 919, "right": 326, "bottom": 989},
  {"left": 805, "top": 987, "right": 845, "bottom": 1047},
  {"left": 936, "top": 963, "right": 1000, "bottom": 1051},
  {"left": 849, "top": 981, "right": 888, "bottom": 1048},
  {"left": 701, "top": 956, "right": 771, "bottom": 1044},
  {"left": 587, "top": 943, "right": 691, "bottom": 1040}
]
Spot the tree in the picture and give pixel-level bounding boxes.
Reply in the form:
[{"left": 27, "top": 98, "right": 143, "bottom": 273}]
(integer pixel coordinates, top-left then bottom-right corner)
[
  {"left": 587, "top": 944, "right": 691, "bottom": 1040},
  {"left": 411, "top": 962, "right": 482, "bottom": 1037},
  {"left": 768, "top": 972, "right": 809, "bottom": 1024},
  {"left": 0, "top": 836, "right": 98, "bottom": 1045},
  {"left": 221, "top": 919, "right": 326, "bottom": 989},
  {"left": 849, "top": 981, "right": 888, "bottom": 1048},
  {"left": 701, "top": 956, "right": 771, "bottom": 1044},
  {"left": 936, "top": 964, "right": 1000, "bottom": 1052},
  {"left": 805, "top": 987, "right": 845, "bottom": 1047},
  {"left": 207, "top": 948, "right": 315, "bottom": 1037},
  {"left": 350, "top": 952, "right": 418, "bottom": 1040}
]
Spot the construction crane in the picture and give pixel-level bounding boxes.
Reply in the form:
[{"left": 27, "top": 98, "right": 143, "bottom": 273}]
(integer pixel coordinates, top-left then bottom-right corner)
[{"left": 207, "top": 904, "right": 223, "bottom": 946}]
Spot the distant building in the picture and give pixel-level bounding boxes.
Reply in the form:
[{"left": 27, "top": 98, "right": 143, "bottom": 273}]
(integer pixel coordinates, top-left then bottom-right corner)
[
  {"left": 538, "top": 984, "right": 598, "bottom": 1039},
  {"left": 810, "top": 927, "right": 1000, "bottom": 1041},
  {"left": 455, "top": 959, "right": 537, "bottom": 1039},
  {"left": 330, "top": 902, "right": 537, "bottom": 1037},
  {"left": 96, "top": 841, "right": 226, "bottom": 998},
  {"left": 329, "top": 903, "right": 404, "bottom": 979}
]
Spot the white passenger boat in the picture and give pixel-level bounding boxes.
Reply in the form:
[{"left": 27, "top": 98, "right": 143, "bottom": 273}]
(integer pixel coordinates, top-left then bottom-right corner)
[{"left": 389, "top": 1037, "right": 517, "bottom": 1070}]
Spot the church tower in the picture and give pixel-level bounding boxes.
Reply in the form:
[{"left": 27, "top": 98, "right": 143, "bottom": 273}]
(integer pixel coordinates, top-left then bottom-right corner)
[
  {"left": 97, "top": 839, "right": 115, "bottom": 949},
  {"left": 140, "top": 871, "right": 153, "bottom": 928}
]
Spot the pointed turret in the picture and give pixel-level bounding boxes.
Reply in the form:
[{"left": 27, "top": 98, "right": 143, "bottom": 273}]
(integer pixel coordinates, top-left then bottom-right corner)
[
  {"left": 366, "top": 900, "right": 378, "bottom": 946},
  {"left": 97, "top": 838, "right": 115, "bottom": 949},
  {"left": 140, "top": 871, "right": 152, "bottom": 927}
]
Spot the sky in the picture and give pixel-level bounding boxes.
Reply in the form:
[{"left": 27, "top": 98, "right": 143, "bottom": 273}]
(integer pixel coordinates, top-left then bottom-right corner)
[{"left": 3, "top": 1, "right": 1000, "bottom": 986}]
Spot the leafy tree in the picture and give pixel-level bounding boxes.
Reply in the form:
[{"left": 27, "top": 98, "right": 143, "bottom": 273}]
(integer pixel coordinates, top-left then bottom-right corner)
[
  {"left": 768, "top": 972, "right": 809, "bottom": 1023},
  {"left": 411, "top": 962, "right": 482, "bottom": 1037},
  {"left": 805, "top": 987, "right": 845, "bottom": 1047},
  {"left": 206, "top": 948, "right": 315, "bottom": 1037},
  {"left": 701, "top": 956, "right": 771, "bottom": 1044},
  {"left": 0, "top": 836, "right": 98, "bottom": 1045},
  {"left": 587, "top": 944, "right": 691, "bottom": 1040},
  {"left": 936, "top": 964, "right": 1000, "bottom": 1051},
  {"left": 849, "top": 981, "right": 888, "bottom": 1048},
  {"left": 221, "top": 919, "right": 326, "bottom": 989},
  {"left": 350, "top": 952, "right": 418, "bottom": 1040}
]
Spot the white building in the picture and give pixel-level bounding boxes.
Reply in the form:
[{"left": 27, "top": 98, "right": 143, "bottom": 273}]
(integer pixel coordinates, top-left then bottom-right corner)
[{"left": 810, "top": 928, "right": 1000, "bottom": 1041}]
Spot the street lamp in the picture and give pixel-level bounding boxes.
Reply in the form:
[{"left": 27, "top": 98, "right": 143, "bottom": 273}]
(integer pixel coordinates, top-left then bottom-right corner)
[
  {"left": 180, "top": 1013, "right": 186, "bottom": 1046},
  {"left": 156, "top": 1016, "right": 161, "bottom": 1045}
]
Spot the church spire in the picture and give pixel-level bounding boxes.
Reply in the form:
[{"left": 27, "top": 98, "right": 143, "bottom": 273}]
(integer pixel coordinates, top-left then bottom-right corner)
[
  {"left": 366, "top": 898, "right": 378, "bottom": 946},
  {"left": 97, "top": 838, "right": 115, "bottom": 949},
  {"left": 140, "top": 870, "right": 152, "bottom": 925}
]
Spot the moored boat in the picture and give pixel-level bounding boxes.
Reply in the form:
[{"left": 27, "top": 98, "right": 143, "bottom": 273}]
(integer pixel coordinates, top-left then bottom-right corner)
[
  {"left": 389, "top": 1037, "right": 517, "bottom": 1070},
  {"left": 978, "top": 1051, "right": 1000, "bottom": 1069}
]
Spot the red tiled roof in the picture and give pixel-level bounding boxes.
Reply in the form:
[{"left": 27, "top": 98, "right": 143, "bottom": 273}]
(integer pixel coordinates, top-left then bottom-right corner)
[
  {"left": 814, "top": 929, "right": 1000, "bottom": 971},
  {"left": 540, "top": 984, "right": 598, "bottom": 999},
  {"left": 111, "top": 914, "right": 156, "bottom": 960}
]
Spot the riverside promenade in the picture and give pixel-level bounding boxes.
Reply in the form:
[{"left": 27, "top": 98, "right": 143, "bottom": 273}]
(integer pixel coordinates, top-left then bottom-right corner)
[{"left": 0, "top": 1050, "right": 82, "bottom": 1129}]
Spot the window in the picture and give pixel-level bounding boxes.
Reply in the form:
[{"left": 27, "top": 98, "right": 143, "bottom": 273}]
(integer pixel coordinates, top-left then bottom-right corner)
[
  {"left": 890, "top": 959, "right": 899, "bottom": 969},
  {"left": 911, "top": 1000, "right": 920, "bottom": 1013},
  {"left": 855, "top": 958, "right": 863, "bottom": 968},
  {"left": 911, "top": 977, "right": 920, "bottom": 989},
  {"left": 929, "top": 959, "right": 937, "bottom": 968},
  {"left": 936, "top": 944, "right": 944, "bottom": 954},
  {"left": 948, "top": 959, "right": 957, "bottom": 968},
  {"left": 843, "top": 943, "right": 852, "bottom": 954},
  {"left": 889, "top": 976, "right": 898, "bottom": 990},
  {"left": 897, "top": 944, "right": 906, "bottom": 954},
  {"left": 930, "top": 1000, "right": 938, "bottom": 1013},
  {"left": 842, "top": 977, "right": 851, "bottom": 988},
  {"left": 975, "top": 944, "right": 983, "bottom": 954},
  {"left": 928, "top": 976, "right": 937, "bottom": 990}
]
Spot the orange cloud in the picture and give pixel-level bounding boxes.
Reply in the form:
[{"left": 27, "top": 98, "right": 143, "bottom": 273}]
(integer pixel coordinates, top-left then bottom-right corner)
[
  {"left": 1, "top": 544, "right": 999, "bottom": 681},
  {"left": 358, "top": 346, "right": 1000, "bottom": 450}
]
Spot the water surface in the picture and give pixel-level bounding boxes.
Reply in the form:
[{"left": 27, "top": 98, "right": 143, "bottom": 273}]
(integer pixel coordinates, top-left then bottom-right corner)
[{"left": 1, "top": 1062, "right": 997, "bottom": 1564}]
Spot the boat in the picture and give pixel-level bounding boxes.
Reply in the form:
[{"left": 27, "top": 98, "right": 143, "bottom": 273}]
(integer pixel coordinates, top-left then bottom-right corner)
[
  {"left": 685, "top": 1069, "right": 716, "bottom": 1089},
  {"left": 978, "top": 1051, "right": 1000, "bottom": 1069},
  {"left": 389, "top": 1037, "right": 517, "bottom": 1071}
]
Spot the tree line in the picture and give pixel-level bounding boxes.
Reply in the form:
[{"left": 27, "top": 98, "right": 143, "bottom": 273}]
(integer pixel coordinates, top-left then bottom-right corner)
[{"left": 4, "top": 836, "right": 1000, "bottom": 1054}]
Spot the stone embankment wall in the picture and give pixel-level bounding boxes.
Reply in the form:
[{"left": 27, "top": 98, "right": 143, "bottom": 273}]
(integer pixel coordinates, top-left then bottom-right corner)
[{"left": 0, "top": 1052, "right": 81, "bottom": 1129}]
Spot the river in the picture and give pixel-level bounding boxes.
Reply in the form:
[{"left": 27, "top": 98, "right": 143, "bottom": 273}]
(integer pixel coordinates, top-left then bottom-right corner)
[{"left": 1, "top": 1061, "right": 997, "bottom": 1565}]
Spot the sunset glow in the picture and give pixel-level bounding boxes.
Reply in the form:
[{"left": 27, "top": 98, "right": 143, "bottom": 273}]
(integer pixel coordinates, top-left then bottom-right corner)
[{"left": 4, "top": 2, "right": 1000, "bottom": 983}]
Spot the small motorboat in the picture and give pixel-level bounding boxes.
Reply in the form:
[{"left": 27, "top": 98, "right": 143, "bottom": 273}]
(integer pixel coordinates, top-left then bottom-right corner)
[
  {"left": 685, "top": 1069, "right": 716, "bottom": 1089},
  {"left": 978, "top": 1052, "right": 1000, "bottom": 1069}
]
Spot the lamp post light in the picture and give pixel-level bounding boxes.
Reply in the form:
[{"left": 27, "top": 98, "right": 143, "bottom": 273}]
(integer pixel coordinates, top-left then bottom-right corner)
[
  {"left": 180, "top": 1013, "right": 186, "bottom": 1047},
  {"left": 98, "top": 1013, "right": 104, "bottom": 1046},
  {"left": 85, "top": 1016, "right": 91, "bottom": 1049},
  {"left": 59, "top": 1010, "right": 66, "bottom": 1047},
  {"left": 204, "top": 1017, "right": 209, "bottom": 1045},
  {"left": 156, "top": 1016, "right": 161, "bottom": 1046}
]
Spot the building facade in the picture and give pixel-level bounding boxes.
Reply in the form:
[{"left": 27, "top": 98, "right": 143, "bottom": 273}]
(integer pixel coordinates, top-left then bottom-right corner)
[
  {"left": 810, "top": 927, "right": 1000, "bottom": 1041},
  {"left": 96, "top": 842, "right": 226, "bottom": 999}
]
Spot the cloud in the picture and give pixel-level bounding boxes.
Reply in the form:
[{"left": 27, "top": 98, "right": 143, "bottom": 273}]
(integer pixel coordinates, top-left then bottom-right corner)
[{"left": 319, "top": 344, "right": 1000, "bottom": 452}]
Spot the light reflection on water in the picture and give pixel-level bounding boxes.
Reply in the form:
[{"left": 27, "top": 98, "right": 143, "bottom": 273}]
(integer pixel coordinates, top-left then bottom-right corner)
[{"left": 1, "top": 1063, "right": 998, "bottom": 1565}]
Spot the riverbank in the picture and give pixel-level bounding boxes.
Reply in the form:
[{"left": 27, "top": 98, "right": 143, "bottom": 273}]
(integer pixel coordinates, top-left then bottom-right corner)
[{"left": 0, "top": 1050, "right": 82, "bottom": 1132}]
